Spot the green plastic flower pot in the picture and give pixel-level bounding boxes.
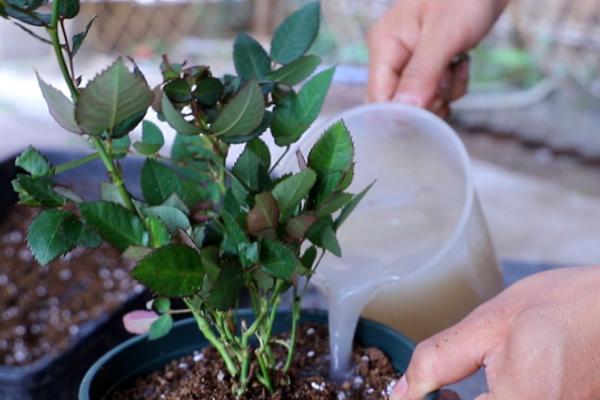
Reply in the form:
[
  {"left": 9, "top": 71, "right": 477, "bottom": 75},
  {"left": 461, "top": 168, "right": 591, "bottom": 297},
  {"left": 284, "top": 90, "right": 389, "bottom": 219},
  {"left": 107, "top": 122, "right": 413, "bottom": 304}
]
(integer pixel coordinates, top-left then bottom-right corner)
[{"left": 79, "top": 309, "right": 439, "bottom": 399}]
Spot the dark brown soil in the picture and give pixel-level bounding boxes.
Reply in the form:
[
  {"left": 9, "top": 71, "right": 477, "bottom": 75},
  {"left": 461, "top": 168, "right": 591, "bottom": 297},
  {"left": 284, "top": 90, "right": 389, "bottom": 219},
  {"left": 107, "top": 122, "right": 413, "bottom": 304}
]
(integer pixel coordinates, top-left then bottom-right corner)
[
  {"left": 113, "top": 323, "right": 401, "bottom": 400},
  {"left": 0, "top": 206, "right": 141, "bottom": 366}
]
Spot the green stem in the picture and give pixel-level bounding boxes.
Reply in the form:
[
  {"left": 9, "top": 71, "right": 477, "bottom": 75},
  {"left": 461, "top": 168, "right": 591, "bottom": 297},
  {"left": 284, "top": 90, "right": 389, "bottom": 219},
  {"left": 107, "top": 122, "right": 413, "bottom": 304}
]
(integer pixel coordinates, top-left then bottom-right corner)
[
  {"left": 185, "top": 299, "right": 239, "bottom": 377},
  {"left": 53, "top": 152, "right": 99, "bottom": 174},
  {"left": 255, "top": 351, "right": 274, "bottom": 393},
  {"left": 91, "top": 137, "right": 138, "bottom": 212},
  {"left": 284, "top": 294, "right": 301, "bottom": 372},
  {"left": 47, "top": 0, "right": 77, "bottom": 99},
  {"left": 243, "top": 280, "right": 284, "bottom": 341},
  {"left": 47, "top": 0, "right": 142, "bottom": 220},
  {"left": 269, "top": 146, "right": 290, "bottom": 174}
]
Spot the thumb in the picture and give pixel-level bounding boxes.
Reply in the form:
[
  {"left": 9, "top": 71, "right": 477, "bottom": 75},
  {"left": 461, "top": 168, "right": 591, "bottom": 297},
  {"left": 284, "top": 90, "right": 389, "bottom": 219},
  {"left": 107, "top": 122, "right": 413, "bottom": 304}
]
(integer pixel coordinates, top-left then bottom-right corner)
[
  {"left": 390, "top": 308, "right": 498, "bottom": 400},
  {"left": 394, "top": 32, "right": 459, "bottom": 108},
  {"left": 475, "top": 394, "right": 497, "bottom": 400}
]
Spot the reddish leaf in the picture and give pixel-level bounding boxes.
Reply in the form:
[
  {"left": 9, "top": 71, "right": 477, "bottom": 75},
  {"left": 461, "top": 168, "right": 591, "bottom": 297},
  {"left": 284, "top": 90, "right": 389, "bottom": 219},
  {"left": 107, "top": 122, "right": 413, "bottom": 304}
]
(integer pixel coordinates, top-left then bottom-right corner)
[
  {"left": 123, "top": 310, "right": 159, "bottom": 334},
  {"left": 247, "top": 192, "right": 279, "bottom": 238},
  {"left": 285, "top": 213, "right": 317, "bottom": 241}
]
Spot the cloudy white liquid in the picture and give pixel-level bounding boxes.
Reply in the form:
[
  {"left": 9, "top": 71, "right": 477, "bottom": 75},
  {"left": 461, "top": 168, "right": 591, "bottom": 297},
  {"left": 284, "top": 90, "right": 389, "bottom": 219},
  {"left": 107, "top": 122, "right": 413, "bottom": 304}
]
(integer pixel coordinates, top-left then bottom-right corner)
[{"left": 282, "top": 104, "right": 504, "bottom": 379}]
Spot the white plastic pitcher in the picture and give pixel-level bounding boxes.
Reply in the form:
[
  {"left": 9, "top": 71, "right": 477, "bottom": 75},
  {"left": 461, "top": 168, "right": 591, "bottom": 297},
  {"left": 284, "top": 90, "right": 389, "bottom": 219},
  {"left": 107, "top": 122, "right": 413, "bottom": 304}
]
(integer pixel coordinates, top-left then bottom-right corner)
[{"left": 278, "top": 103, "right": 503, "bottom": 366}]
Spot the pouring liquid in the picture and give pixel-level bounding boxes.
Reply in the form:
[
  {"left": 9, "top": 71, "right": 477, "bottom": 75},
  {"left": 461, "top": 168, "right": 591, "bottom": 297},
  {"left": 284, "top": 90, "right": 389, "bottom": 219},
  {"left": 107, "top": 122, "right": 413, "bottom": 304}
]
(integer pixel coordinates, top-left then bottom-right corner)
[
  {"left": 313, "top": 203, "right": 455, "bottom": 379},
  {"left": 283, "top": 105, "right": 504, "bottom": 379},
  {"left": 310, "top": 126, "right": 503, "bottom": 378}
]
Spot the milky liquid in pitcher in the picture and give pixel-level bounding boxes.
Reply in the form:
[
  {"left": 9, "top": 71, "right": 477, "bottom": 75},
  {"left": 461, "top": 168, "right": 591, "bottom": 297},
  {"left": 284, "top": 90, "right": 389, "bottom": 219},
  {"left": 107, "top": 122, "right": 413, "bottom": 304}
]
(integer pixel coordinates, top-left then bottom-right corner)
[{"left": 309, "top": 118, "right": 503, "bottom": 379}]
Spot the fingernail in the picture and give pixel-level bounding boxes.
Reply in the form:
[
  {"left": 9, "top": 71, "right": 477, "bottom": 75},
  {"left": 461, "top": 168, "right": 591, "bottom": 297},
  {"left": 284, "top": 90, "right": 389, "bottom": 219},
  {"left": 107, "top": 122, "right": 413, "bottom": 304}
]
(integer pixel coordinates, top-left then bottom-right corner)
[
  {"left": 390, "top": 375, "right": 408, "bottom": 399},
  {"left": 394, "top": 92, "right": 424, "bottom": 107}
]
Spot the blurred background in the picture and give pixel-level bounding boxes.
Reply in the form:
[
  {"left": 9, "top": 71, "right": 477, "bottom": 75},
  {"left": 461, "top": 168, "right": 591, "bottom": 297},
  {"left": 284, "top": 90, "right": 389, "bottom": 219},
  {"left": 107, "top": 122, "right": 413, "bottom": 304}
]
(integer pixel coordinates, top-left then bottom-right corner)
[{"left": 2, "top": 0, "right": 600, "bottom": 276}]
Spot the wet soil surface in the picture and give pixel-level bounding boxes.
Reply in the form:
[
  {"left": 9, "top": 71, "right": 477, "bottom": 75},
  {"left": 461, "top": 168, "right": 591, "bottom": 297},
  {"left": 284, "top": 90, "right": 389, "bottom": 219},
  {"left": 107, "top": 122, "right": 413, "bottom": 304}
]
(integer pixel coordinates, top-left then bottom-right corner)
[
  {"left": 114, "top": 323, "right": 401, "bottom": 400},
  {"left": 0, "top": 206, "right": 142, "bottom": 366}
]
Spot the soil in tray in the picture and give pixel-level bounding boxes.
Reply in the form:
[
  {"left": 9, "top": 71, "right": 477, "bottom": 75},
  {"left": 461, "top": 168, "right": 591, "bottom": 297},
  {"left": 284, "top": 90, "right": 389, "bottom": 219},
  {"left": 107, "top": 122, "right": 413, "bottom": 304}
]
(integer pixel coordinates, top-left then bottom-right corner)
[
  {"left": 0, "top": 206, "right": 142, "bottom": 367},
  {"left": 113, "top": 323, "right": 401, "bottom": 400}
]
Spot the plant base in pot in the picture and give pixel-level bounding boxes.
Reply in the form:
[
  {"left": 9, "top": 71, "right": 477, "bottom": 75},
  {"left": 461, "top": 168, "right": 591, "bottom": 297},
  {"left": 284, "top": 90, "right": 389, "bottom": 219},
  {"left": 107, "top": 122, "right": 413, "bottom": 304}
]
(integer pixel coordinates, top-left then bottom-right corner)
[{"left": 80, "top": 309, "right": 439, "bottom": 399}]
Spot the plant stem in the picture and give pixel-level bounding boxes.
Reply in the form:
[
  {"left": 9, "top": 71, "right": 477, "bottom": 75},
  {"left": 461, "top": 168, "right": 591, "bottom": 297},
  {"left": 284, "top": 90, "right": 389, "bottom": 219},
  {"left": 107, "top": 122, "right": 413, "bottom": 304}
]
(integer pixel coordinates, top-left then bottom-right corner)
[
  {"left": 47, "top": 2, "right": 143, "bottom": 220},
  {"left": 47, "top": 0, "right": 77, "bottom": 99},
  {"left": 255, "top": 351, "right": 273, "bottom": 393},
  {"left": 269, "top": 146, "right": 290, "bottom": 174},
  {"left": 53, "top": 152, "right": 99, "bottom": 174},
  {"left": 59, "top": 18, "right": 75, "bottom": 79},
  {"left": 92, "top": 137, "right": 138, "bottom": 211},
  {"left": 185, "top": 299, "right": 239, "bottom": 378},
  {"left": 284, "top": 294, "right": 301, "bottom": 372}
]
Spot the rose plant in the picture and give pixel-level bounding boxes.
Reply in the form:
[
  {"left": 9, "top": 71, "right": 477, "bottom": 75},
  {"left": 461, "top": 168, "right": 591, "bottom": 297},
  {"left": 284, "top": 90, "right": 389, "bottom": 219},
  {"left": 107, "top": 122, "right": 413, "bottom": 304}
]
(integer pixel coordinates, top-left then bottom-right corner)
[{"left": 2, "top": 0, "right": 369, "bottom": 395}]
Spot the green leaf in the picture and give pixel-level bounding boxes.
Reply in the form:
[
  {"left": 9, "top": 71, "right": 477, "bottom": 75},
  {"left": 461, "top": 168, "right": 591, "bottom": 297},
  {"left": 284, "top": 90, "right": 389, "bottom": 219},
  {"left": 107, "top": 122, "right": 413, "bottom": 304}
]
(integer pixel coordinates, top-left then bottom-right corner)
[
  {"left": 148, "top": 314, "right": 173, "bottom": 340},
  {"left": 76, "top": 59, "right": 152, "bottom": 136},
  {"left": 144, "top": 205, "right": 190, "bottom": 233},
  {"left": 13, "top": 175, "right": 65, "bottom": 207},
  {"left": 37, "top": 74, "right": 82, "bottom": 134},
  {"left": 220, "top": 212, "right": 248, "bottom": 256},
  {"left": 308, "top": 120, "right": 353, "bottom": 175},
  {"left": 316, "top": 192, "right": 353, "bottom": 217},
  {"left": 75, "top": 223, "right": 102, "bottom": 248},
  {"left": 15, "top": 146, "right": 52, "bottom": 176},
  {"left": 100, "top": 182, "right": 125, "bottom": 206},
  {"left": 164, "top": 78, "right": 191, "bottom": 103},
  {"left": 80, "top": 201, "right": 147, "bottom": 251},
  {"left": 160, "top": 61, "right": 182, "bottom": 81},
  {"left": 27, "top": 209, "right": 81, "bottom": 265},
  {"left": 285, "top": 213, "right": 317, "bottom": 241},
  {"left": 54, "top": 186, "right": 83, "bottom": 203},
  {"left": 161, "top": 93, "right": 202, "bottom": 135},
  {"left": 267, "top": 55, "right": 321, "bottom": 86},
  {"left": 5, "top": 5, "right": 50, "bottom": 26},
  {"left": 206, "top": 261, "right": 243, "bottom": 310},
  {"left": 162, "top": 193, "right": 189, "bottom": 215},
  {"left": 211, "top": 80, "right": 264, "bottom": 137},
  {"left": 335, "top": 182, "right": 374, "bottom": 230},
  {"left": 146, "top": 215, "right": 171, "bottom": 247},
  {"left": 154, "top": 297, "right": 171, "bottom": 314},
  {"left": 234, "top": 32, "right": 271, "bottom": 80},
  {"left": 110, "top": 110, "right": 145, "bottom": 138},
  {"left": 270, "top": 2, "right": 320, "bottom": 64},
  {"left": 261, "top": 240, "right": 301, "bottom": 280},
  {"left": 141, "top": 158, "right": 184, "bottom": 205},
  {"left": 239, "top": 241, "right": 259, "bottom": 269},
  {"left": 246, "top": 192, "right": 279, "bottom": 239},
  {"left": 219, "top": 111, "right": 272, "bottom": 145},
  {"left": 272, "top": 169, "right": 317, "bottom": 221},
  {"left": 271, "top": 67, "right": 335, "bottom": 146},
  {"left": 72, "top": 16, "right": 96, "bottom": 56},
  {"left": 133, "top": 120, "right": 164, "bottom": 155},
  {"left": 58, "top": 0, "right": 79, "bottom": 19},
  {"left": 321, "top": 224, "right": 341, "bottom": 256},
  {"left": 246, "top": 138, "right": 271, "bottom": 168},
  {"left": 171, "top": 134, "right": 218, "bottom": 164},
  {"left": 337, "top": 162, "right": 354, "bottom": 192},
  {"left": 132, "top": 244, "right": 205, "bottom": 297},
  {"left": 112, "top": 135, "right": 131, "bottom": 157},
  {"left": 300, "top": 246, "right": 318, "bottom": 271},
  {"left": 123, "top": 246, "right": 152, "bottom": 261},
  {"left": 200, "top": 246, "right": 219, "bottom": 283},
  {"left": 193, "top": 77, "right": 224, "bottom": 107},
  {"left": 232, "top": 146, "right": 271, "bottom": 192}
]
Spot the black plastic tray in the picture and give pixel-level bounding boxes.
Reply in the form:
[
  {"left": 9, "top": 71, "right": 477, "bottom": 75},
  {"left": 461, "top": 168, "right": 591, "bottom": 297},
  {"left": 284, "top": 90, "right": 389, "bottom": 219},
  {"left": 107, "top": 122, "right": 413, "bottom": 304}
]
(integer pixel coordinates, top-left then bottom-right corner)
[{"left": 0, "top": 151, "right": 148, "bottom": 400}]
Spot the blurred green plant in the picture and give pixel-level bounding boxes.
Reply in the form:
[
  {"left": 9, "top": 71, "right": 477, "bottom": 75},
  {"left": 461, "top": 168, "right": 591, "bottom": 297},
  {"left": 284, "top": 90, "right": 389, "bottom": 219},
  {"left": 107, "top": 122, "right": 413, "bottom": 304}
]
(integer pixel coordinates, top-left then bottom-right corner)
[
  {"left": 470, "top": 44, "right": 543, "bottom": 90},
  {"left": 2, "top": 0, "right": 369, "bottom": 395}
]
